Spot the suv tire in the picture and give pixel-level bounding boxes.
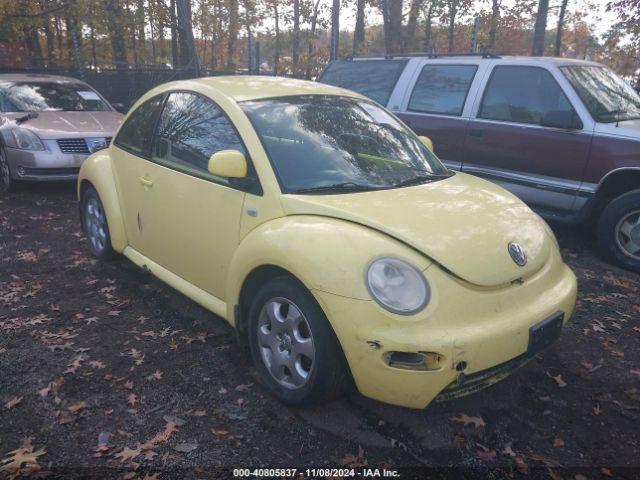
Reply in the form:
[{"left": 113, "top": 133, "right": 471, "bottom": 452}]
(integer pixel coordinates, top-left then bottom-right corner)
[{"left": 597, "top": 190, "right": 640, "bottom": 272}]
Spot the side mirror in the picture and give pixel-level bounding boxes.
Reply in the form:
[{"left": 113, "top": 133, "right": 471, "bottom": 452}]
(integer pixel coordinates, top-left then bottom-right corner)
[
  {"left": 112, "top": 103, "right": 127, "bottom": 114},
  {"left": 541, "top": 110, "right": 583, "bottom": 130},
  {"left": 207, "top": 150, "right": 247, "bottom": 178},
  {"left": 418, "top": 135, "right": 434, "bottom": 151}
]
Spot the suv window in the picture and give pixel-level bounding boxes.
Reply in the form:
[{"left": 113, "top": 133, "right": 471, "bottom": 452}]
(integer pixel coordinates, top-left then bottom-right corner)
[
  {"left": 408, "top": 64, "right": 477, "bottom": 116},
  {"left": 479, "top": 66, "right": 576, "bottom": 126},
  {"left": 319, "top": 59, "right": 407, "bottom": 105},
  {"left": 114, "top": 95, "right": 164, "bottom": 156},
  {"left": 151, "top": 92, "right": 247, "bottom": 185}
]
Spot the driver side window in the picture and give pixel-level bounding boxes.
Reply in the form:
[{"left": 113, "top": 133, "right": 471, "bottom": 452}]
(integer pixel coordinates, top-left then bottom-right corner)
[{"left": 151, "top": 92, "right": 246, "bottom": 185}]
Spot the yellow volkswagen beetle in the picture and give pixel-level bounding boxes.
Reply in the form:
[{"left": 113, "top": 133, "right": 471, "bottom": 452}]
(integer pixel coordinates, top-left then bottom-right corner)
[{"left": 78, "top": 76, "right": 577, "bottom": 409}]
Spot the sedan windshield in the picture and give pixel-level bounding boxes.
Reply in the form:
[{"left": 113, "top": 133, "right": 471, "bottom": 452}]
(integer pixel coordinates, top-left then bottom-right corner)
[
  {"left": 241, "top": 95, "right": 450, "bottom": 194},
  {"left": 561, "top": 66, "right": 640, "bottom": 123},
  {"left": 0, "top": 82, "right": 110, "bottom": 112}
]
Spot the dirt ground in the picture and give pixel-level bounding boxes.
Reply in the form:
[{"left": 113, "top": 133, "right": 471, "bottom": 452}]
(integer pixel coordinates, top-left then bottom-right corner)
[{"left": 1, "top": 183, "right": 639, "bottom": 479}]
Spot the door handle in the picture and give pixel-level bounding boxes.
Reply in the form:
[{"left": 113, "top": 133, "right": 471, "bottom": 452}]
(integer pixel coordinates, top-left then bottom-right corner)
[
  {"left": 139, "top": 176, "right": 153, "bottom": 187},
  {"left": 468, "top": 129, "right": 484, "bottom": 138}
]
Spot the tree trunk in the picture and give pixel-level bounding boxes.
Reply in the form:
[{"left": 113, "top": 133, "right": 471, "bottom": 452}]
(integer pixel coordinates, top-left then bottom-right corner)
[
  {"left": 292, "top": 0, "right": 300, "bottom": 69},
  {"left": 306, "top": 0, "right": 321, "bottom": 79},
  {"left": 170, "top": 0, "right": 179, "bottom": 67},
  {"left": 405, "top": 0, "right": 422, "bottom": 52},
  {"left": 227, "top": 0, "right": 238, "bottom": 71},
  {"left": 148, "top": 2, "right": 157, "bottom": 64},
  {"left": 243, "top": 0, "right": 254, "bottom": 72},
  {"left": 43, "top": 18, "right": 55, "bottom": 67},
  {"left": 330, "top": 0, "right": 339, "bottom": 60},
  {"left": 90, "top": 22, "right": 98, "bottom": 69},
  {"left": 487, "top": 0, "right": 500, "bottom": 51},
  {"left": 23, "top": 26, "right": 45, "bottom": 68},
  {"left": 273, "top": 1, "right": 280, "bottom": 74},
  {"left": 353, "top": 0, "right": 365, "bottom": 55},
  {"left": 424, "top": 2, "right": 434, "bottom": 52},
  {"left": 447, "top": 0, "right": 458, "bottom": 53},
  {"left": 382, "top": 0, "right": 403, "bottom": 54},
  {"left": 554, "top": 0, "right": 569, "bottom": 56},
  {"left": 104, "top": 0, "right": 128, "bottom": 70},
  {"left": 136, "top": 0, "right": 146, "bottom": 63},
  {"left": 532, "top": 0, "right": 549, "bottom": 56}
]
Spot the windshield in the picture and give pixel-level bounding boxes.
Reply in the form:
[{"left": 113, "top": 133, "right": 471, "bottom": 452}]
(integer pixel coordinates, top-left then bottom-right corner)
[
  {"left": 0, "top": 82, "right": 110, "bottom": 112},
  {"left": 561, "top": 66, "right": 640, "bottom": 123},
  {"left": 241, "top": 95, "right": 450, "bottom": 194}
]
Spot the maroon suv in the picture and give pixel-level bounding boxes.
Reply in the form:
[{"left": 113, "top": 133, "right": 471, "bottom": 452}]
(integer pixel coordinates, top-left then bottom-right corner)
[{"left": 320, "top": 55, "right": 640, "bottom": 272}]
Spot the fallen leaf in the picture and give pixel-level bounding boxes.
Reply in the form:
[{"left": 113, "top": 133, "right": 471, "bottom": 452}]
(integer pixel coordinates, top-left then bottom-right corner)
[
  {"left": 601, "top": 468, "right": 613, "bottom": 477},
  {"left": 68, "top": 400, "right": 87, "bottom": 413},
  {"left": 174, "top": 442, "right": 198, "bottom": 453},
  {"left": 0, "top": 444, "right": 46, "bottom": 477},
  {"left": 211, "top": 428, "right": 230, "bottom": 436},
  {"left": 235, "top": 383, "right": 253, "bottom": 392},
  {"left": 553, "top": 437, "right": 565, "bottom": 448},
  {"left": 593, "top": 403, "right": 601, "bottom": 415},
  {"left": 194, "top": 410, "right": 206, "bottom": 417},
  {"left": 514, "top": 456, "right": 529, "bottom": 474},
  {"left": 218, "top": 387, "right": 228, "bottom": 395},
  {"left": 127, "top": 394, "right": 138, "bottom": 406},
  {"left": 502, "top": 443, "right": 516, "bottom": 457},
  {"left": 338, "top": 445, "right": 367, "bottom": 467},
  {"left": 4, "top": 396, "right": 23, "bottom": 409},
  {"left": 114, "top": 446, "right": 142, "bottom": 463},
  {"left": 124, "top": 380, "right": 134, "bottom": 390},
  {"left": 450, "top": 413, "right": 486, "bottom": 428},
  {"left": 546, "top": 372, "right": 567, "bottom": 387},
  {"left": 163, "top": 415, "right": 186, "bottom": 426},
  {"left": 475, "top": 444, "right": 496, "bottom": 462}
]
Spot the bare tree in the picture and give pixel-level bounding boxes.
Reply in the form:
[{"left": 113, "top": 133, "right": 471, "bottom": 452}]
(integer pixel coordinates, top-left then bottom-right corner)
[
  {"left": 554, "top": 0, "right": 569, "bottom": 56},
  {"left": 292, "top": 0, "right": 300, "bottom": 69},
  {"left": 330, "top": 0, "right": 340, "bottom": 60},
  {"left": 381, "top": 0, "right": 403, "bottom": 53},
  {"left": 487, "top": 0, "right": 501, "bottom": 51},
  {"left": 405, "top": 0, "right": 423, "bottom": 52},
  {"left": 306, "top": 0, "right": 322, "bottom": 78},
  {"left": 104, "top": 0, "right": 128, "bottom": 69},
  {"left": 227, "top": 0, "right": 239, "bottom": 70},
  {"left": 532, "top": 0, "right": 549, "bottom": 56}
]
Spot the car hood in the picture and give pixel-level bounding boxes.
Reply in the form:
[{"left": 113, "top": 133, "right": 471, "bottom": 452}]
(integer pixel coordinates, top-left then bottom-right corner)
[
  {"left": 0, "top": 111, "right": 123, "bottom": 138},
  {"left": 280, "top": 172, "right": 551, "bottom": 288}
]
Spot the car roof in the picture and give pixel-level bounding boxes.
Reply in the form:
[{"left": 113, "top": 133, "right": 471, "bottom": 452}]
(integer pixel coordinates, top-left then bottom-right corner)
[
  {"left": 155, "top": 75, "right": 366, "bottom": 102},
  {"left": 0, "top": 73, "right": 90, "bottom": 84},
  {"left": 346, "top": 54, "right": 602, "bottom": 68}
]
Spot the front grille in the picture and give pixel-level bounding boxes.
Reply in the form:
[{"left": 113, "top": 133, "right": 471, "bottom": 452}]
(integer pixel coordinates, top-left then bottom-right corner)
[
  {"left": 21, "top": 167, "right": 80, "bottom": 176},
  {"left": 57, "top": 138, "right": 90, "bottom": 154}
]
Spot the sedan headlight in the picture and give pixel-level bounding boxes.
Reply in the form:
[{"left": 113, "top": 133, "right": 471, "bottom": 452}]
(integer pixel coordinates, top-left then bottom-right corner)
[
  {"left": 11, "top": 128, "right": 45, "bottom": 151},
  {"left": 366, "top": 257, "right": 430, "bottom": 315}
]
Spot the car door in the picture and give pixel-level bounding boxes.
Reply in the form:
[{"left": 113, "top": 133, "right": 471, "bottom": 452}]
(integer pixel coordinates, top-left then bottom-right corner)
[
  {"left": 133, "top": 92, "right": 255, "bottom": 301},
  {"left": 463, "top": 65, "right": 592, "bottom": 212},
  {"left": 395, "top": 62, "right": 482, "bottom": 169},
  {"left": 111, "top": 94, "right": 166, "bottom": 252}
]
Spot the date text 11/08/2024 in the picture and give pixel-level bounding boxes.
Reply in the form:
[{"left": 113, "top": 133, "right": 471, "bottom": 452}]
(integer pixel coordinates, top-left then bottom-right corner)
[{"left": 232, "top": 468, "right": 401, "bottom": 477}]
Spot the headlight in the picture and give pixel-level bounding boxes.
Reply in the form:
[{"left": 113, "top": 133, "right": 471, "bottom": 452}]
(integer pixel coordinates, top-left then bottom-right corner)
[
  {"left": 11, "top": 128, "right": 45, "bottom": 151},
  {"left": 366, "top": 257, "right": 430, "bottom": 315},
  {"left": 535, "top": 213, "right": 559, "bottom": 249}
]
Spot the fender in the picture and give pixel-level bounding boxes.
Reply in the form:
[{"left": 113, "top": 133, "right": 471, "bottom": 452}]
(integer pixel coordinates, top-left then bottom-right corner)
[
  {"left": 225, "top": 215, "right": 431, "bottom": 324},
  {"left": 77, "top": 151, "right": 127, "bottom": 252}
]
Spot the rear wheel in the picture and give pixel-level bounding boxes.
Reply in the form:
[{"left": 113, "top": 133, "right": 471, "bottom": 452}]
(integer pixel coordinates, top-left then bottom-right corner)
[
  {"left": 0, "top": 145, "right": 19, "bottom": 192},
  {"left": 247, "top": 276, "right": 348, "bottom": 406},
  {"left": 597, "top": 190, "right": 640, "bottom": 272},
  {"left": 81, "top": 187, "right": 115, "bottom": 260}
]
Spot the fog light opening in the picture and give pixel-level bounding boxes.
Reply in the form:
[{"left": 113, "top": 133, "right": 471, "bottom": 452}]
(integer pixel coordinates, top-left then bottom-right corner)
[{"left": 384, "top": 351, "right": 443, "bottom": 371}]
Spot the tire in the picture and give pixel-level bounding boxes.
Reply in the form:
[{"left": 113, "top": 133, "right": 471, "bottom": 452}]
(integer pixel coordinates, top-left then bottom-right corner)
[
  {"left": 597, "top": 189, "right": 640, "bottom": 273},
  {"left": 80, "top": 187, "right": 115, "bottom": 260},
  {"left": 247, "top": 276, "right": 349, "bottom": 406},
  {"left": 0, "top": 145, "right": 19, "bottom": 193}
]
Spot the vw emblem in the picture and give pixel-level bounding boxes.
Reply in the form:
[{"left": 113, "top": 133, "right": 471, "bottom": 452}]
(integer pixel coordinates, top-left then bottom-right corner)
[{"left": 508, "top": 242, "right": 527, "bottom": 266}]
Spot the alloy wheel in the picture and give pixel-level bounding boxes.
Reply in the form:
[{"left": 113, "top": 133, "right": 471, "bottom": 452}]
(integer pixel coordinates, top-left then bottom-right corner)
[
  {"left": 615, "top": 209, "right": 640, "bottom": 260},
  {"left": 84, "top": 196, "right": 108, "bottom": 254},
  {"left": 257, "top": 297, "right": 316, "bottom": 390}
]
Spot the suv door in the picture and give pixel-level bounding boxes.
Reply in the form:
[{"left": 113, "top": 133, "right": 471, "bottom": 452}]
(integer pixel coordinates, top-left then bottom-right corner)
[
  {"left": 464, "top": 65, "right": 592, "bottom": 212},
  {"left": 395, "top": 62, "right": 481, "bottom": 168}
]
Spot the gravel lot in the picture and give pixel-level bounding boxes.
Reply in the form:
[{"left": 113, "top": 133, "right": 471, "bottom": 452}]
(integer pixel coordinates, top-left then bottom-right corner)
[{"left": 1, "top": 183, "right": 639, "bottom": 479}]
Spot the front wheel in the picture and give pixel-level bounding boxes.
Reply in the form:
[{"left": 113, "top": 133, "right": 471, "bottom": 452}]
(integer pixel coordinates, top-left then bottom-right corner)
[
  {"left": 247, "top": 276, "right": 349, "bottom": 406},
  {"left": 81, "top": 187, "right": 115, "bottom": 260},
  {"left": 0, "top": 145, "right": 19, "bottom": 192},
  {"left": 597, "top": 190, "right": 640, "bottom": 272}
]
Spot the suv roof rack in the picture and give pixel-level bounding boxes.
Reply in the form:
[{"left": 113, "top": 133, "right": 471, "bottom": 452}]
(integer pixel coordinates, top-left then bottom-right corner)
[{"left": 344, "top": 52, "right": 501, "bottom": 60}]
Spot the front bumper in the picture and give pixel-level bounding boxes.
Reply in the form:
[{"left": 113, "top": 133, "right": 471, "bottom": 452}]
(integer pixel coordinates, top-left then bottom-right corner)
[
  {"left": 313, "top": 247, "right": 577, "bottom": 409},
  {"left": 5, "top": 140, "right": 93, "bottom": 182}
]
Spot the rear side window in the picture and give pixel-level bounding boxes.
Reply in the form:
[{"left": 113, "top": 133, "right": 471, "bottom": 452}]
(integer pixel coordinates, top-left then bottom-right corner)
[
  {"left": 408, "top": 64, "right": 477, "bottom": 116},
  {"left": 151, "top": 92, "right": 246, "bottom": 185},
  {"left": 319, "top": 59, "right": 407, "bottom": 105},
  {"left": 479, "top": 66, "right": 575, "bottom": 126},
  {"left": 115, "top": 95, "right": 164, "bottom": 156}
]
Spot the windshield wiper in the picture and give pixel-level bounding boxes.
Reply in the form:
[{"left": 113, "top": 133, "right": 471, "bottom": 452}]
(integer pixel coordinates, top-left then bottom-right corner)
[
  {"left": 393, "top": 172, "right": 451, "bottom": 188},
  {"left": 15, "top": 112, "right": 39, "bottom": 125},
  {"left": 292, "top": 182, "right": 383, "bottom": 194}
]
